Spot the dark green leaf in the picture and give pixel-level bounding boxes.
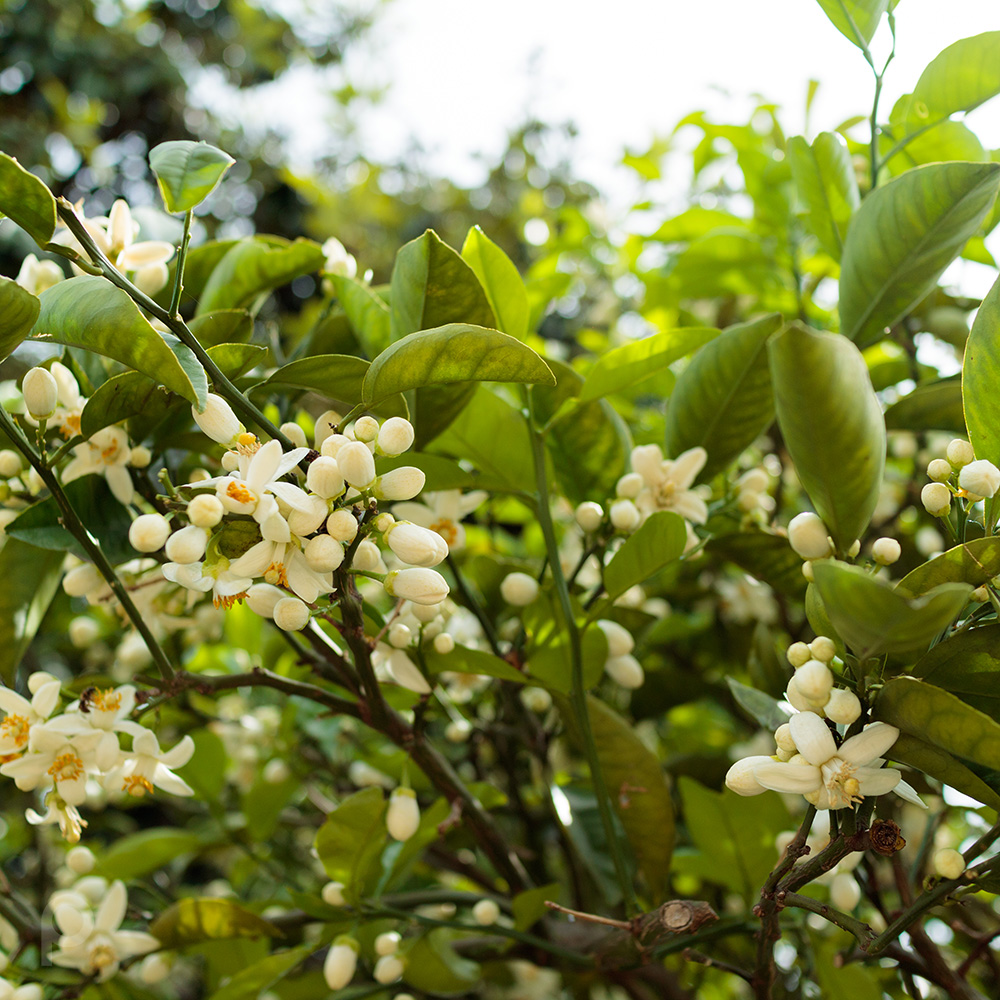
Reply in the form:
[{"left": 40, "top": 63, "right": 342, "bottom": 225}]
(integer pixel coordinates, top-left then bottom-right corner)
[
  {"left": 98, "top": 828, "right": 206, "bottom": 881},
  {"left": 511, "top": 884, "right": 559, "bottom": 932},
  {"left": 0, "top": 277, "right": 41, "bottom": 362},
  {"left": 603, "top": 511, "right": 687, "bottom": 604},
  {"left": 812, "top": 560, "right": 970, "bottom": 659},
  {"left": 726, "top": 678, "right": 789, "bottom": 730},
  {"left": 241, "top": 772, "right": 299, "bottom": 842},
  {"left": 403, "top": 929, "right": 481, "bottom": 997},
  {"left": 0, "top": 539, "right": 63, "bottom": 684},
  {"left": 769, "top": 323, "right": 885, "bottom": 551},
  {"left": 665, "top": 314, "right": 781, "bottom": 481},
  {"left": 313, "top": 787, "right": 387, "bottom": 900},
  {"left": 964, "top": 274, "right": 1000, "bottom": 466},
  {"left": 390, "top": 230, "right": 495, "bottom": 340},
  {"left": 32, "top": 276, "right": 208, "bottom": 406},
  {"left": 839, "top": 162, "right": 1000, "bottom": 347},
  {"left": 787, "top": 132, "right": 860, "bottom": 258},
  {"left": 580, "top": 327, "right": 717, "bottom": 403},
  {"left": 175, "top": 730, "right": 228, "bottom": 801},
  {"left": 422, "top": 644, "right": 526, "bottom": 684},
  {"left": 331, "top": 274, "right": 390, "bottom": 357},
  {"left": 525, "top": 611, "right": 608, "bottom": 694},
  {"left": 896, "top": 537, "right": 1000, "bottom": 596},
  {"left": 911, "top": 32, "right": 1000, "bottom": 116},
  {"left": 188, "top": 310, "right": 253, "bottom": 347},
  {"left": 812, "top": 932, "right": 883, "bottom": 1000},
  {"left": 150, "top": 140, "right": 235, "bottom": 214},
  {"left": 362, "top": 324, "right": 554, "bottom": 403},
  {"left": 884, "top": 378, "right": 965, "bottom": 433},
  {"left": 890, "top": 734, "right": 1000, "bottom": 813},
  {"left": 149, "top": 899, "right": 281, "bottom": 949},
  {"left": 814, "top": 0, "right": 887, "bottom": 47},
  {"left": 205, "top": 946, "right": 312, "bottom": 1000},
  {"left": 411, "top": 382, "right": 477, "bottom": 450},
  {"left": 0, "top": 152, "right": 57, "bottom": 246},
  {"left": 707, "top": 531, "right": 807, "bottom": 598},
  {"left": 911, "top": 623, "right": 1000, "bottom": 721},
  {"left": 461, "top": 226, "right": 529, "bottom": 340}
]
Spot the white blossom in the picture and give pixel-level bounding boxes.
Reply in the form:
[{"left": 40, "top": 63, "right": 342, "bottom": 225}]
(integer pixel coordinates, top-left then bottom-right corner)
[{"left": 393, "top": 490, "right": 487, "bottom": 551}]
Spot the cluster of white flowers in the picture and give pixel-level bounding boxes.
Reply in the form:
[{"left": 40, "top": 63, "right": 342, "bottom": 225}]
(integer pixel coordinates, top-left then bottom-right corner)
[
  {"left": 0, "top": 675, "right": 193, "bottom": 842},
  {"left": 922, "top": 438, "right": 1000, "bottom": 519},
  {"left": 783, "top": 636, "right": 861, "bottom": 722}
]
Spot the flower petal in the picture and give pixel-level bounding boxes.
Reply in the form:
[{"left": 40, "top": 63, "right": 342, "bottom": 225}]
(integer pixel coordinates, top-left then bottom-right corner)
[
  {"left": 752, "top": 761, "right": 822, "bottom": 794},
  {"left": 854, "top": 766, "right": 901, "bottom": 797},
  {"left": 670, "top": 446, "right": 708, "bottom": 488},
  {"left": 789, "top": 711, "right": 837, "bottom": 767},
  {"left": 892, "top": 778, "right": 927, "bottom": 808},
  {"left": 96, "top": 880, "right": 127, "bottom": 932},
  {"left": 839, "top": 722, "right": 899, "bottom": 767}
]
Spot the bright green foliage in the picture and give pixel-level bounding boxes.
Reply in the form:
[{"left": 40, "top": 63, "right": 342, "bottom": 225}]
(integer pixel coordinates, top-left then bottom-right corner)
[
  {"left": 0, "top": 152, "right": 57, "bottom": 246},
  {"left": 884, "top": 378, "right": 964, "bottom": 433},
  {"left": 150, "top": 140, "right": 235, "bottom": 214},
  {"left": 895, "top": 538, "right": 1000, "bottom": 595},
  {"left": 911, "top": 31, "right": 1000, "bottom": 115},
  {"left": 0, "top": 276, "right": 41, "bottom": 362},
  {"left": 814, "top": 0, "right": 888, "bottom": 47},
  {"left": 963, "top": 273, "right": 1000, "bottom": 466},
  {"left": 461, "top": 226, "right": 530, "bottom": 340},
  {"left": 314, "top": 787, "right": 388, "bottom": 900},
  {"left": 602, "top": 511, "right": 687, "bottom": 604},
  {"left": 149, "top": 899, "right": 281, "bottom": 949}
]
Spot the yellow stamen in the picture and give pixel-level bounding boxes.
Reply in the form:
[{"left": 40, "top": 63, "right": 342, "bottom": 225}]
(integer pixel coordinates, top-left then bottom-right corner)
[
  {"left": 1, "top": 714, "right": 30, "bottom": 748},
  {"left": 122, "top": 775, "right": 154, "bottom": 797},
  {"left": 264, "top": 562, "right": 288, "bottom": 587},
  {"left": 226, "top": 481, "right": 255, "bottom": 505},
  {"left": 429, "top": 519, "right": 458, "bottom": 548},
  {"left": 214, "top": 591, "right": 248, "bottom": 610},
  {"left": 91, "top": 689, "right": 122, "bottom": 713},
  {"left": 48, "top": 752, "right": 84, "bottom": 782},
  {"left": 237, "top": 432, "right": 260, "bottom": 456}
]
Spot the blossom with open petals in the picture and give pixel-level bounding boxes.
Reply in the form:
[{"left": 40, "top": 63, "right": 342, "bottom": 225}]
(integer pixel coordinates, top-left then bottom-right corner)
[
  {"left": 629, "top": 444, "right": 709, "bottom": 525},
  {"left": 0, "top": 679, "right": 62, "bottom": 759},
  {"left": 117, "top": 730, "right": 194, "bottom": 798}
]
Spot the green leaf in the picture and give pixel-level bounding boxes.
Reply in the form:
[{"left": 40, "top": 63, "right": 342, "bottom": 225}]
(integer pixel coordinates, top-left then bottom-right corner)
[
  {"left": 375, "top": 453, "right": 473, "bottom": 492},
  {"left": 98, "top": 828, "right": 206, "bottom": 881},
  {"left": 676, "top": 777, "right": 789, "bottom": 902},
  {"left": 411, "top": 383, "right": 478, "bottom": 450},
  {"left": 197, "top": 237, "right": 325, "bottom": 315},
  {"left": 422, "top": 644, "right": 526, "bottom": 684},
  {"left": 787, "top": 132, "right": 860, "bottom": 259},
  {"left": 188, "top": 309, "right": 253, "bottom": 347},
  {"left": 0, "top": 277, "right": 41, "bottom": 362},
  {"left": 839, "top": 162, "right": 1000, "bottom": 347},
  {"left": 896, "top": 537, "right": 1000, "bottom": 596},
  {"left": 665, "top": 313, "right": 781, "bottom": 481},
  {"left": 511, "top": 884, "right": 559, "bottom": 932},
  {"left": 707, "top": 531, "right": 807, "bottom": 598},
  {"left": 814, "top": 0, "right": 887, "bottom": 47},
  {"left": 205, "top": 946, "right": 312, "bottom": 1000},
  {"left": 403, "top": 929, "right": 481, "bottom": 997},
  {"left": 884, "top": 378, "right": 965, "bottom": 433},
  {"left": 964, "top": 273, "right": 1000, "bottom": 466},
  {"left": 0, "top": 539, "right": 63, "bottom": 684},
  {"left": 461, "top": 226, "right": 529, "bottom": 340},
  {"left": 580, "top": 327, "right": 717, "bottom": 403},
  {"left": 890, "top": 733, "right": 1000, "bottom": 813},
  {"left": 812, "top": 560, "right": 971, "bottom": 659},
  {"left": 726, "top": 677, "right": 789, "bottom": 730},
  {"left": 331, "top": 274, "right": 391, "bottom": 357},
  {"left": 911, "top": 623, "right": 1000, "bottom": 721},
  {"left": 911, "top": 32, "right": 1000, "bottom": 116},
  {"left": 523, "top": 604, "right": 608, "bottom": 694},
  {"left": 769, "top": 323, "right": 885, "bottom": 551},
  {"left": 603, "top": 511, "right": 687, "bottom": 604},
  {"left": 0, "top": 152, "right": 57, "bottom": 245},
  {"left": 149, "top": 899, "right": 281, "bottom": 949},
  {"left": 390, "top": 230, "right": 495, "bottom": 340},
  {"left": 313, "top": 787, "right": 387, "bottom": 900},
  {"left": 32, "top": 276, "right": 208, "bottom": 406},
  {"left": 149, "top": 140, "right": 235, "bottom": 213},
  {"left": 812, "top": 932, "right": 883, "bottom": 1000},
  {"left": 362, "top": 324, "right": 554, "bottom": 403},
  {"left": 175, "top": 730, "right": 228, "bottom": 801},
  {"left": 875, "top": 677, "right": 1000, "bottom": 797}
]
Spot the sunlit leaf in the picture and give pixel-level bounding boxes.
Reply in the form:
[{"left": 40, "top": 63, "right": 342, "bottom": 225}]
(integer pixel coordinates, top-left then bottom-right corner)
[
  {"left": 150, "top": 899, "right": 281, "bottom": 948},
  {"left": 884, "top": 378, "right": 964, "bottom": 433},
  {"left": 814, "top": 0, "right": 887, "bottom": 47},
  {"left": 895, "top": 537, "right": 1000, "bottom": 596},
  {"left": 331, "top": 273, "right": 390, "bottom": 357},
  {"left": 0, "top": 277, "right": 40, "bottom": 362},
  {"left": 890, "top": 734, "right": 1000, "bottom": 813},
  {"left": 461, "top": 226, "right": 529, "bottom": 340},
  {"left": 603, "top": 511, "right": 687, "bottom": 603},
  {"left": 787, "top": 132, "right": 860, "bottom": 258},
  {"left": 963, "top": 274, "right": 1000, "bottom": 466},
  {"left": 150, "top": 140, "right": 235, "bottom": 214},
  {"left": 313, "top": 787, "right": 387, "bottom": 900},
  {"left": 911, "top": 31, "right": 1000, "bottom": 116},
  {"left": 0, "top": 152, "right": 57, "bottom": 246}
]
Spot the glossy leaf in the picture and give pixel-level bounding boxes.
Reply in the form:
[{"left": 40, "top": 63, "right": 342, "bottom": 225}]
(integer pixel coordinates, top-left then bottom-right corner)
[
  {"left": 150, "top": 899, "right": 280, "bottom": 949},
  {"left": 896, "top": 537, "right": 1000, "bottom": 596},
  {"left": 787, "top": 132, "right": 860, "bottom": 258},
  {"left": 708, "top": 531, "right": 807, "bottom": 598},
  {"left": 0, "top": 539, "right": 64, "bottom": 684},
  {"left": 461, "top": 226, "right": 529, "bottom": 340},
  {"left": 560, "top": 695, "right": 675, "bottom": 901},
  {"left": 390, "top": 229, "right": 495, "bottom": 340},
  {"left": 890, "top": 734, "right": 1000, "bottom": 813},
  {"left": 0, "top": 152, "right": 57, "bottom": 246},
  {"left": 403, "top": 929, "right": 481, "bottom": 997},
  {"left": 423, "top": 644, "right": 526, "bottom": 684},
  {"left": 331, "top": 273, "right": 390, "bottom": 357},
  {"left": 812, "top": 560, "right": 971, "bottom": 660},
  {"left": 98, "top": 828, "right": 206, "bottom": 881},
  {"left": 150, "top": 140, "right": 235, "bottom": 213},
  {"left": 839, "top": 162, "right": 1000, "bottom": 347},
  {"left": 205, "top": 946, "right": 312, "bottom": 1000},
  {"left": 580, "top": 326, "right": 717, "bottom": 403},
  {"left": 525, "top": 608, "right": 608, "bottom": 693},
  {"left": 884, "top": 378, "right": 964, "bottom": 433},
  {"left": 911, "top": 623, "right": 1000, "bottom": 721},
  {"left": 814, "top": 0, "right": 887, "bottom": 47},
  {"left": 964, "top": 274, "right": 1000, "bottom": 466},
  {"left": 313, "top": 787, "right": 387, "bottom": 899},
  {"left": 875, "top": 677, "right": 1000, "bottom": 793},
  {"left": 197, "top": 236, "right": 325, "bottom": 315},
  {"left": 911, "top": 32, "right": 1000, "bottom": 116},
  {"left": 603, "top": 511, "right": 687, "bottom": 603},
  {"left": 189, "top": 309, "right": 253, "bottom": 347},
  {"left": 0, "top": 276, "right": 41, "bottom": 362},
  {"left": 32, "top": 276, "right": 208, "bottom": 406},
  {"left": 665, "top": 313, "right": 781, "bottom": 480},
  {"left": 769, "top": 323, "right": 885, "bottom": 551},
  {"left": 411, "top": 382, "right": 478, "bottom": 450},
  {"left": 362, "top": 324, "right": 554, "bottom": 403},
  {"left": 727, "top": 677, "right": 789, "bottom": 730}
]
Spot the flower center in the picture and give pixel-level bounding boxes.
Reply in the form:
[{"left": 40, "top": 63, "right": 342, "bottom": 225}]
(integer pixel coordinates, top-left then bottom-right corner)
[
  {"left": 226, "top": 481, "right": 256, "bottom": 505},
  {"left": 48, "top": 752, "right": 84, "bottom": 783},
  {"left": 429, "top": 519, "right": 458, "bottom": 547},
  {"left": 59, "top": 413, "right": 82, "bottom": 439},
  {"left": 90, "top": 941, "right": 118, "bottom": 972},
  {"left": 91, "top": 689, "right": 122, "bottom": 714},
  {"left": 214, "top": 591, "right": 248, "bottom": 610},
  {"left": 654, "top": 481, "right": 677, "bottom": 506},
  {"left": 1, "top": 713, "right": 30, "bottom": 748},
  {"left": 264, "top": 562, "right": 288, "bottom": 587},
  {"left": 123, "top": 775, "right": 154, "bottom": 797},
  {"left": 237, "top": 432, "right": 260, "bottom": 455},
  {"left": 822, "top": 757, "right": 863, "bottom": 809}
]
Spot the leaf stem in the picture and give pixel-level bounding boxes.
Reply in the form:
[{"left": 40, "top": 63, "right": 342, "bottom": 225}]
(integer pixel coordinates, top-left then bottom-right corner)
[{"left": 168, "top": 209, "right": 193, "bottom": 318}]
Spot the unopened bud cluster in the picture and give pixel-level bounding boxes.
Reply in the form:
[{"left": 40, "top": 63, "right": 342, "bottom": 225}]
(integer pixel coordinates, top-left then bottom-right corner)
[
  {"left": 922, "top": 439, "right": 1000, "bottom": 518},
  {"left": 784, "top": 636, "right": 860, "bottom": 723}
]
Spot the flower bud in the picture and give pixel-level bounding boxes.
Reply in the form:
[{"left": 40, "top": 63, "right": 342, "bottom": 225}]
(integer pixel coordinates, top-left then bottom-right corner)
[
  {"left": 287, "top": 495, "right": 328, "bottom": 536},
  {"left": 274, "top": 597, "right": 310, "bottom": 631},
  {"left": 373, "top": 954, "right": 405, "bottom": 984},
  {"left": 314, "top": 410, "right": 342, "bottom": 448},
  {"left": 946, "top": 439, "right": 975, "bottom": 468},
  {"left": 353, "top": 415, "right": 379, "bottom": 443},
  {"left": 829, "top": 873, "right": 861, "bottom": 911},
  {"left": 872, "top": 537, "right": 902, "bottom": 565},
  {"left": 320, "top": 432, "right": 351, "bottom": 457},
  {"left": 927, "top": 458, "right": 953, "bottom": 482},
  {"left": 337, "top": 442, "right": 376, "bottom": 489},
  {"left": 433, "top": 632, "right": 455, "bottom": 654},
  {"left": 934, "top": 848, "right": 965, "bottom": 880},
  {"left": 500, "top": 571, "right": 539, "bottom": 606},
  {"left": 192, "top": 393, "right": 241, "bottom": 445},
  {"left": 352, "top": 538, "right": 383, "bottom": 572},
  {"left": 374, "top": 512, "right": 395, "bottom": 532},
  {"left": 279, "top": 421, "right": 307, "bottom": 448},
  {"left": 377, "top": 417, "right": 415, "bottom": 456},
  {"left": 221, "top": 451, "right": 239, "bottom": 472},
  {"left": 375, "top": 931, "right": 401, "bottom": 956},
  {"left": 388, "top": 622, "right": 412, "bottom": 648},
  {"left": 321, "top": 881, "right": 346, "bottom": 907},
  {"left": 326, "top": 509, "right": 359, "bottom": 542},
  {"left": 246, "top": 583, "right": 287, "bottom": 619},
  {"left": 187, "top": 493, "right": 224, "bottom": 528},
  {"left": 374, "top": 466, "right": 426, "bottom": 501},
  {"left": 921, "top": 482, "right": 952, "bottom": 517},
  {"left": 785, "top": 674, "right": 824, "bottom": 713},
  {"left": 387, "top": 521, "right": 448, "bottom": 567},
  {"left": 724, "top": 756, "right": 772, "bottom": 796},
  {"left": 129, "top": 513, "right": 171, "bottom": 553},
  {"left": 304, "top": 535, "right": 344, "bottom": 573},
  {"left": 129, "top": 445, "right": 152, "bottom": 468},
  {"left": 323, "top": 936, "right": 359, "bottom": 990},
  {"left": 521, "top": 686, "right": 552, "bottom": 713},
  {"left": 605, "top": 653, "right": 644, "bottom": 689},
  {"left": 575, "top": 501, "right": 603, "bottom": 532},
  {"left": 69, "top": 616, "right": 101, "bottom": 648},
  {"left": 138, "top": 953, "right": 172, "bottom": 985},
  {"left": 808, "top": 636, "right": 836, "bottom": 663},
  {"left": 165, "top": 525, "right": 208, "bottom": 564},
  {"left": 446, "top": 719, "right": 471, "bottom": 742},
  {"left": 788, "top": 512, "right": 832, "bottom": 560},
  {"left": 959, "top": 459, "right": 1000, "bottom": 499},
  {"left": 794, "top": 660, "right": 834, "bottom": 702},
  {"left": 263, "top": 758, "right": 290, "bottom": 783},
  {"left": 22, "top": 367, "right": 58, "bottom": 420},
  {"left": 63, "top": 563, "right": 103, "bottom": 597},
  {"left": 786, "top": 641, "right": 811, "bottom": 668},
  {"left": 597, "top": 619, "right": 634, "bottom": 657},
  {"left": 824, "top": 688, "right": 862, "bottom": 725},
  {"left": 609, "top": 499, "right": 640, "bottom": 532},
  {"left": 66, "top": 845, "right": 96, "bottom": 875},
  {"left": 386, "top": 787, "right": 420, "bottom": 841},
  {"left": 616, "top": 472, "right": 643, "bottom": 499},
  {"left": 385, "top": 567, "right": 449, "bottom": 605},
  {"left": 472, "top": 898, "right": 501, "bottom": 926},
  {"left": 0, "top": 450, "right": 21, "bottom": 478},
  {"left": 972, "top": 585, "right": 990, "bottom": 602},
  {"left": 306, "top": 457, "right": 345, "bottom": 499}
]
